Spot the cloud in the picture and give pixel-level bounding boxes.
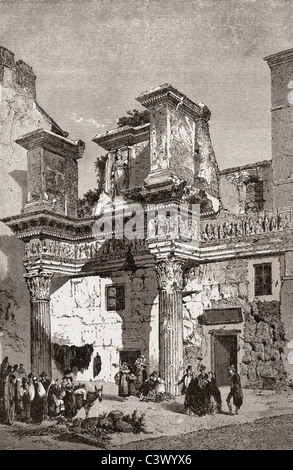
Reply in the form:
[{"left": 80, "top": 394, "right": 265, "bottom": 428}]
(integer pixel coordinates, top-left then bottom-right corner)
[{"left": 67, "top": 112, "right": 112, "bottom": 129}]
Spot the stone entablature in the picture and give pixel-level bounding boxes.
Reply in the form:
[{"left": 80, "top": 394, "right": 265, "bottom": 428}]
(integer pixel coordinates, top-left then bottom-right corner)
[
  {"left": 16, "top": 128, "right": 85, "bottom": 159},
  {"left": 136, "top": 83, "right": 211, "bottom": 122},
  {"left": 23, "top": 237, "right": 151, "bottom": 263},
  {"left": 93, "top": 123, "right": 150, "bottom": 150},
  {"left": 4, "top": 203, "right": 293, "bottom": 273}
]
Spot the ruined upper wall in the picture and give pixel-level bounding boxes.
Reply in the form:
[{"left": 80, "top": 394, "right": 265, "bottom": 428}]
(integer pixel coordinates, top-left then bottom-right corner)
[
  {"left": 94, "top": 84, "right": 220, "bottom": 211},
  {"left": 136, "top": 84, "right": 220, "bottom": 201},
  {"left": 0, "top": 46, "right": 70, "bottom": 221},
  {"left": 264, "top": 48, "right": 293, "bottom": 209},
  {"left": 0, "top": 47, "right": 77, "bottom": 371},
  {"left": 0, "top": 46, "right": 36, "bottom": 100},
  {"left": 219, "top": 160, "right": 273, "bottom": 215}
]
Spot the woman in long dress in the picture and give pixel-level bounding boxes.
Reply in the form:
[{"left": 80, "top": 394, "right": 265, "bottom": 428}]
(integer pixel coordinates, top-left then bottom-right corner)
[
  {"left": 115, "top": 362, "right": 133, "bottom": 401},
  {"left": 186, "top": 372, "right": 207, "bottom": 417},
  {"left": 205, "top": 371, "right": 222, "bottom": 414},
  {"left": 111, "top": 151, "right": 128, "bottom": 196}
]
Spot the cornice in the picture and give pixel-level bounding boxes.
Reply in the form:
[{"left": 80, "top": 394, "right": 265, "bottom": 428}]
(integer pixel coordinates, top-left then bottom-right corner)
[
  {"left": 93, "top": 123, "right": 150, "bottom": 151},
  {"left": 2, "top": 210, "right": 94, "bottom": 241},
  {"left": 264, "top": 47, "right": 293, "bottom": 68},
  {"left": 15, "top": 128, "right": 85, "bottom": 160},
  {"left": 135, "top": 83, "right": 211, "bottom": 122}
]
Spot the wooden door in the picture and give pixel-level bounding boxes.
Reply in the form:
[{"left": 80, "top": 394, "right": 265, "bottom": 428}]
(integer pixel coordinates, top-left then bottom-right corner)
[{"left": 214, "top": 334, "right": 237, "bottom": 386}]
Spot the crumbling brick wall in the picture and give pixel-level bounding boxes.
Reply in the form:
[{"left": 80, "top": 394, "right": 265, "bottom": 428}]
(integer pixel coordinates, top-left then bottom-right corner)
[{"left": 243, "top": 300, "right": 287, "bottom": 389}]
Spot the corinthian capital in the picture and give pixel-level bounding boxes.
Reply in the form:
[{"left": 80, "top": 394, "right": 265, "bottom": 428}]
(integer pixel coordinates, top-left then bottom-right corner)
[
  {"left": 24, "top": 271, "right": 54, "bottom": 301},
  {"left": 155, "top": 257, "right": 184, "bottom": 292}
]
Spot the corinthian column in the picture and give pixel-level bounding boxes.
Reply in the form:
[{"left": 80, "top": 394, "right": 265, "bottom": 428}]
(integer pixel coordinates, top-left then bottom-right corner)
[
  {"left": 24, "top": 271, "right": 54, "bottom": 379},
  {"left": 155, "top": 257, "right": 184, "bottom": 396}
]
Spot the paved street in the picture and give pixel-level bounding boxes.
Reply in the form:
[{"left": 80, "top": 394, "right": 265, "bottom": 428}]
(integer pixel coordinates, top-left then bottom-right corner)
[{"left": 0, "top": 382, "right": 293, "bottom": 451}]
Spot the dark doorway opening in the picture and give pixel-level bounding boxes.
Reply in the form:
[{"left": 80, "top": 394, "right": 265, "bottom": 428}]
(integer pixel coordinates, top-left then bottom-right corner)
[
  {"left": 119, "top": 350, "right": 141, "bottom": 396},
  {"left": 213, "top": 333, "right": 238, "bottom": 387},
  {"left": 119, "top": 350, "right": 141, "bottom": 373}
]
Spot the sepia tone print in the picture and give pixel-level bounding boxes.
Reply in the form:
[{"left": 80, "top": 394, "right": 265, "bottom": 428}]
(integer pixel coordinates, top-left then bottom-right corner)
[{"left": 1, "top": 0, "right": 293, "bottom": 454}]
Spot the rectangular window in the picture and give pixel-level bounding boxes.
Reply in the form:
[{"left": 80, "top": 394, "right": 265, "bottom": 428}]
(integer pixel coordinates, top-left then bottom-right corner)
[
  {"left": 254, "top": 263, "right": 272, "bottom": 296},
  {"left": 106, "top": 284, "right": 125, "bottom": 310}
]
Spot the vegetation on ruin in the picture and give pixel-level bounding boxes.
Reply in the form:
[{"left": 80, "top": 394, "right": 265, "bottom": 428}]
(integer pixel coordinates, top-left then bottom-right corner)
[{"left": 116, "top": 108, "right": 150, "bottom": 128}]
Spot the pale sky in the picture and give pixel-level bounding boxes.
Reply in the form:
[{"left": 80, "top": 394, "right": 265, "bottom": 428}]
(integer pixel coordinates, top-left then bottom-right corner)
[{"left": 1, "top": 0, "right": 293, "bottom": 196}]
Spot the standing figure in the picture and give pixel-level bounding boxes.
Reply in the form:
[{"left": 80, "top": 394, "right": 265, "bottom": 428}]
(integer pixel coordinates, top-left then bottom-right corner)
[
  {"left": 39, "top": 372, "right": 50, "bottom": 391},
  {"left": 47, "top": 378, "right": 65, "bottom": 418},
  {"left": 115, "top": 362, "right": 134, "bottom": 401},
  {"left": 13, "top": 364, "right": 26, "bottom": 418},
  {"left": 30, "top": 376, "right": 46, "bottom": 424},
  {"left": 21, "top": 376, "right": 33, "bottom": 423},
  {"left": 63, "top": 376, "right": 77, "bottom": 420},
  {"left": 226, "top": 365, "right": 243, "bottom": 415},
  {"left": 39, "top": 372, "right": 50, "bottom": 418},
  {"left": 205, "top": 371, "right": 222, "bottom": 414},
  {"left": 134, "top": 355, "right": 148, "bottom": 398},
  {"left": 177, "top": 365, "right": 193, "bottom": 396},
  {"left": 196, "top": 365, "right": 208, "bottom": 416},
  {"left": 111, "top": 150, "right": 128, "bottom": 196},
  {"left": 184, "top": 373, "right": 204, "bottom": 416}
]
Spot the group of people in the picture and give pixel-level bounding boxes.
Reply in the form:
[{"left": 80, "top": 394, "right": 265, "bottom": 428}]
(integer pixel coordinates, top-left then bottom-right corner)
[
  {"left": 2, "top": 356, "right": 243, "bottom": 423},
  {"left": 0, "top": 359, "right": 89, "bottom": 423},
  {"left": 114, "top": 355, "right": 166, "bottom": 402},
  {"left": 114, "top": 356, "right": 243, "bottom": 415},
  {"left": 178, "top": 364, "right": 243, "bottom": 417}
]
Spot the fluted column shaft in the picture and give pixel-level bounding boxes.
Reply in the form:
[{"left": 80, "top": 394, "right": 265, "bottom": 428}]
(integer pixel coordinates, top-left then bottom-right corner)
[
  {"left": 24, "top": 271, "right": 53, "bottom": 379},
  {"left": 155, "top": 258, "right": 184, "bottom": 396}
]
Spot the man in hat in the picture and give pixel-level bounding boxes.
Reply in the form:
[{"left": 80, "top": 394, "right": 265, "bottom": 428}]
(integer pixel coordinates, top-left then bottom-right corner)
[
  {"left": 177, "top": 365, "right": 193, "bottom": 395},
  {"left": 40, "top": 371, "right": 50, "bottom": 391},
  {"left": 226, "top": 365, "right": 243, "bottom": 415}
]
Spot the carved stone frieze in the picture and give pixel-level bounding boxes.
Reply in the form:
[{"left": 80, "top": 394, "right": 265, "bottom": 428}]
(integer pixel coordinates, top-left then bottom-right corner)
[{"left": 201, "top": 207, "right": 293, "bottom": 243}]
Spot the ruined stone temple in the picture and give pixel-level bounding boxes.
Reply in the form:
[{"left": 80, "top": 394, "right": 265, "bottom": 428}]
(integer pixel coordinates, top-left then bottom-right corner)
[{"left": 1, "top": 45, "right": 293, "bottom": 394}]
